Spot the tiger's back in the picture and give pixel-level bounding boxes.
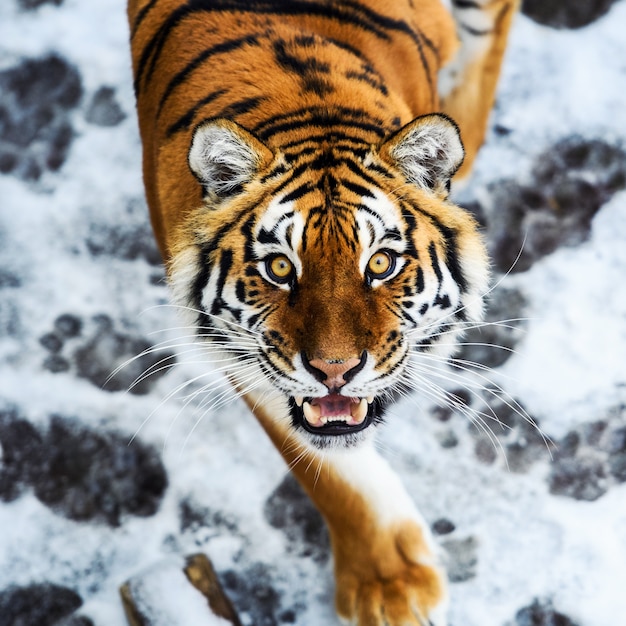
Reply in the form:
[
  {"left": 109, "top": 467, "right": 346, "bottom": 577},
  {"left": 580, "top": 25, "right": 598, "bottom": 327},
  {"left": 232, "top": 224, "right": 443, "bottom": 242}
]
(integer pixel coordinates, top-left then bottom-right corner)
[{"left": 129, "top": 0, "right": 458, "bottom": 254}]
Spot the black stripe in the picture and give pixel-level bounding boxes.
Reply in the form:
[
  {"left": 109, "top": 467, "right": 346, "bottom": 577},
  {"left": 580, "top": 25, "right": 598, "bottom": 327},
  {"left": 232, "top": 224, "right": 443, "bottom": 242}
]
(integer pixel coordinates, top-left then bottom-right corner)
[
  {"left": 166, "top": 88, "right": 227, "bottom": 136},
  {"left": 452, "top": 0, "right": 482, "bottom": 8},
  {"left": 439, "top": 224, "right": 468, "bottom": 292},
  {"left": 215, "top": 96, "right": 265, "bottom": 120},
  {"left": 134, "top": 3, "right": 191, "bottom": 94},
  {"left": 259, "top": 162, "right": 288, "bottom": 183},
  {"left": 342, "top": 179, "right": 375, "bottom": 199},
  {"left": 247, "top": 304, "right": 274, "bottom": 330},
  {"left": 342, "top": 157, "right": 385, "bottom": 188},
  {"left": 428, "top": 242, "right": 444, "bottom": 283},
  {"left": 254, "top": 106, "right": 387, "bottom": 141},
  {"left": 211, "top": 249, "right": 234, "bottom": 315},
  {"left": 366, "top": 162, "right": 394, "bottom": 178},
  {"left": 169, "top": 94, "right": 266, "bottom": 138},
  {"left": 131, "top": 0, "right": 159, "bottom": 38},
  {"left": 158, "top": 35, "right": 261, "bottom": 118},
  {"left": 257, "top": 228, "right": 280, "bottom": 245},
  {"left": 459, "top": 21, "right": 493, "bottom": 36},
  {"left": 416, "top": 266, "right": 425, "bottom": 293},
  {"left": 345, "top": 69, "right": 388, "bottom": 96},
  {"left": 273, "top": 38, "right": 331, "bottom": 75},
  {"left": 280, "top": 182, "right": 314, "bottom": 204},
  {"left": 235, "top": 278, "right": 247, "bottom": 303},
  {"left": 192, "top": 243, "right": 214, "bottom": 315},
  {"left": 281, "top": 134, "right": 373, "bottom": 157}
]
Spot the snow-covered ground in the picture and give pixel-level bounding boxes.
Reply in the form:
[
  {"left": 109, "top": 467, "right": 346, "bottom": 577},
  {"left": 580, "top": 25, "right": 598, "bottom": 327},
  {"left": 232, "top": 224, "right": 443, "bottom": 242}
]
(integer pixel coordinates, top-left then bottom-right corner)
[{"left": 0, "top": 1, "right": 625, "bottom": 625}]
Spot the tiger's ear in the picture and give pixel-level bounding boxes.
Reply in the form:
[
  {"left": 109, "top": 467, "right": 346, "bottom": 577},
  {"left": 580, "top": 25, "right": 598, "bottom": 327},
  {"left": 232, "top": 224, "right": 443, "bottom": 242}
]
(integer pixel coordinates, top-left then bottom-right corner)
[
  {"left": 379, "top": 114, "right": 464, "bottom": 194},
  {"left": 188, "top": 119, "right": 274, "bottom": 201}
]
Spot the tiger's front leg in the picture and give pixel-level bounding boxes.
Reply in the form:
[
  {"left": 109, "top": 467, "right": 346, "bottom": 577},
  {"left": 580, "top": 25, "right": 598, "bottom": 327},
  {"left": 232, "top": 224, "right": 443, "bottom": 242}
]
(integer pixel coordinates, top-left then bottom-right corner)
[
  {"left": 329, "top": 449, "right": 447, "bottom": 626},
  {"left": 248, "top": 397, "right": 447, "bottom": 626}
]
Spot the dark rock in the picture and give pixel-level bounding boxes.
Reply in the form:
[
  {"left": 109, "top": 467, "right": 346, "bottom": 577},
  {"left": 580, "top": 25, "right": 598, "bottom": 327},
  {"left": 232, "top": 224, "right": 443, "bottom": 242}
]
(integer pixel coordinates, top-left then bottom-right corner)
[
  {"left": 40, "top": 332, "right": 64, "bottom": 353},
  {"left": 582, "top": 420, "right": 608, "bottom": 447},
  {"left": 521, "top": 0, "right": 619, "bottom": 29},
  {"left": 554, "top": 431, "right": 580, "bottom": 460},
  {"left": 73, "top": 316, "right": 176, "bottom": 395},
  {"left": 0, "top": 409, "right": 44, "bottom": 502},
  {"left": 54, "top": 313, "right": 82, "bottom": 338},
  {"left": 0, "top": 409, "right": 167, "bottom": 525},
  {"left": 605, "top": 425, "right": 626, "bottom": 455},
  {"left": 511, "top": 598, "right": 579, "bottom": 626},
  {"left": 0, "top": 270, "right": 20, "bottom": 288},
  {"left": 474, "top": 437, "right": 497, "bottom": 465},
  {"left": 431, "top": 405, "right": 453, "bottom": 422},
  {"left": 0, "top": 54, "right": 82, "bottom": 182},
  {"left": 494, "top": 124, "right": 513, "bottom": 137},
  {"left": 459, "top": 200, "right": 488, "bottom": 229},
  {"left": 548, "top": 456, "right": 607, "bottom": 501},
  {"left": 449, "top": 388, "right": 471, "bottom": 407},
  {"left": 179, "top": 499, "right": 238, "bottom": 534},
  {"left": 609, "top": 452, "right": 626, "bottom": 482},
  {"left": 0, "top": 583, "right": 82, "bottom": 626},
  {"left": 264, "top": 473, "right": 330, "bottom": 563},
  {"left": 61, "top": 617, "right": 95, "bottom": 626},
  {"left": 18, "top": 0, "right": 64, "bottom": 8},
  {"left": 453, "top": 380, "right": 549, "bottom": 471},
  {"left": 441, "top": 536, "right": 478, "bottom": 583},
  {"left": 485, "top": 137, "right": 626, "bottom": 273},
  {"left": 458, "top": 286, "right": 528, "bottom": 369},
  {"left": 32, "top": 415, "right": 167, "bottom": 525},
  {"left": 85, "top": 86, "right": 126, "bottom": 127},
  {"left": 437, "top": 428, "right": 459, "bottom": 449},
  {"left": 43, "top": 354, "right": 71, "bottom": 373},
  {"left": 432, "top": 518, "right": 456, "bottom": 536},
  {"left": 86, "top": 223, "right": 162, "bottom": 266},
  {"left": 222, "top": 563, "right": 282, "bottom": 626}
]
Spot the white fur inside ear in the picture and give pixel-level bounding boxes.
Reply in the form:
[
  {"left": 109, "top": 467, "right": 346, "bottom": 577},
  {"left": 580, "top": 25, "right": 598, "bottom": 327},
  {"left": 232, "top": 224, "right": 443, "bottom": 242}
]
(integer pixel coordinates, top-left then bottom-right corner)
[
  {"left": 388, "top": 115, "right": 464, "bottom": 190},
  {"left": 188, "top": 122, "right": 260, "bottom": 199}
]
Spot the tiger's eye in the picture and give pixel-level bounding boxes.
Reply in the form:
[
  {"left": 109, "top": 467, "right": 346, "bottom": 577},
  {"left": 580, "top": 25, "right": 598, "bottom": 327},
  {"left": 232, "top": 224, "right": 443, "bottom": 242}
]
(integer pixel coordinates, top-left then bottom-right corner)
[
  {"left": 266, "top": 255, "right": 294, "bottom": 283},
  {"left": 367, "top": 251, "right": 395, "bottom": 279}
]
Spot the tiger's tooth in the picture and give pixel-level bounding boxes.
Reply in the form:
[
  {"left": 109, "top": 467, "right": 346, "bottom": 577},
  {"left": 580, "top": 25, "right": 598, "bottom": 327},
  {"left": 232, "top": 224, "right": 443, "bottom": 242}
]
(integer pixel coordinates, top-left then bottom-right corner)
[
  {"left": 302, "top": 401, "right": 321, "bottom": 425},
  {"left": 294, "top": 396, "right": 304, "bottom": 407},
  {"left": 366, "top": 395, "right": 374, "bottom": 404},
  {"left": 352, "top": 398, "right": 368, "bottom": 424},
  {"left": 320, "top": 416, "right": 328, "bottom": 425}
]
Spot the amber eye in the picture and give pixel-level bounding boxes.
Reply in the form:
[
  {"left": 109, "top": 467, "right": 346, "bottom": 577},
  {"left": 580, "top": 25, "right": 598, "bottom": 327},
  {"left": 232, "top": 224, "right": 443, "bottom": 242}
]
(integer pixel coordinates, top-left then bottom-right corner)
[
  {"left": 265, "top": 254, "right": 294, "bottom": 284},
  {"left": 367, "top": 251, "right": 396, "bottom": 280}
]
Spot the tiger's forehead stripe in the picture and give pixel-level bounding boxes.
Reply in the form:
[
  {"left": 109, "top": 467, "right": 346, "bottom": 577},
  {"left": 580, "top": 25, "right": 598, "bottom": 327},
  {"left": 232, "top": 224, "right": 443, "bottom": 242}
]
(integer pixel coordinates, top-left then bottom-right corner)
[{"left": 252, "top": 105, "right": 388, "bottom": 143}]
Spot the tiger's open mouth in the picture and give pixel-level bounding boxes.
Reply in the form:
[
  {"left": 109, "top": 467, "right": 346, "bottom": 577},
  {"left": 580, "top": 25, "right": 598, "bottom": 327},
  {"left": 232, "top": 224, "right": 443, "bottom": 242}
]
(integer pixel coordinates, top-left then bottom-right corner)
[{"left": 289, "top": 394, "right": 376, "bottom": 436}]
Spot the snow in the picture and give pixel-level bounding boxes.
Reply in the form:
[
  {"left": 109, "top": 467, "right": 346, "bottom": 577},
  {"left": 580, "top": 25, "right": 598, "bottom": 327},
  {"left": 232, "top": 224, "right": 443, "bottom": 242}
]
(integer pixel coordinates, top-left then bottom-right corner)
[{"left": 0, "top": 1, "right": 625, "bottom": 625}]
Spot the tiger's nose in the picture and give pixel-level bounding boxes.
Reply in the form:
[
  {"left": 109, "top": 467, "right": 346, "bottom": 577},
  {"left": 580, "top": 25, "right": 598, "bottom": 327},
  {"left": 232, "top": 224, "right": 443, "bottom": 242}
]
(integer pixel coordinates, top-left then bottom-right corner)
[{"left": 302, "top": 352, "right": 367, "bottom": 391}]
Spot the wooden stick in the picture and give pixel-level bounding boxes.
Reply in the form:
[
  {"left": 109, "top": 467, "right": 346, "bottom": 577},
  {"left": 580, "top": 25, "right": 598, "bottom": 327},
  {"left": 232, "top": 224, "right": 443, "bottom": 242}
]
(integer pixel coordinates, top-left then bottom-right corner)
[{"left": 120, "top": 553, "right": 241, "bottom": 626}]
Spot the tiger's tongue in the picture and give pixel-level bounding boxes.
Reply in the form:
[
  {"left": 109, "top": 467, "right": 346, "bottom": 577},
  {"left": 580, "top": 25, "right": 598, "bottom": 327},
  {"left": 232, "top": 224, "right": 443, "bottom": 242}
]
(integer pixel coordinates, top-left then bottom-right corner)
[
  {"left": 312, "top": 394, "right": 354, "bottom": 416},
  {"left": 301, "top": 394, "right": 368, "bottom": 427}
]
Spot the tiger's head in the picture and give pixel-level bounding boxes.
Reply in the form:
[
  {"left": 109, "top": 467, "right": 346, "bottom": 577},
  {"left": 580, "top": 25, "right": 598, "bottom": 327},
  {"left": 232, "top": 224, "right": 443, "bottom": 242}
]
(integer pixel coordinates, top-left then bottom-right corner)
[{"left": 169, "top": 113, "right": 489, "bottom": 449}]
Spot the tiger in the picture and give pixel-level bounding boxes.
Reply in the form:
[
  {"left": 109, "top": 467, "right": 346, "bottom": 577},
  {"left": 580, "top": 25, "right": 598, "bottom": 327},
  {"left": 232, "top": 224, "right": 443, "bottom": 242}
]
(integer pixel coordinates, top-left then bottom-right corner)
[{"left": 127, "top": 0, "right": 518, "bottom": 624}]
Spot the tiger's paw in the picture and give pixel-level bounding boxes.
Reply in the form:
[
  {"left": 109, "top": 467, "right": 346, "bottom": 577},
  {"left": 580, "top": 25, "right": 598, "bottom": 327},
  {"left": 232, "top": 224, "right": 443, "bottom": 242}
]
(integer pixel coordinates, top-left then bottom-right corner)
[{"left": 334, "top": 521, "right": 447, "bottom": 626}]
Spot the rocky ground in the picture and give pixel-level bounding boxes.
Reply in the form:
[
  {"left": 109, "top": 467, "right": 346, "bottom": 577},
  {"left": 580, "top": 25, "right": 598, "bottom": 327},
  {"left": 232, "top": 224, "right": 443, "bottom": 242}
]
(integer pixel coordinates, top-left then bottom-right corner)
[{"left": 1, "top": 1, "right": 625, "bottom": 625}]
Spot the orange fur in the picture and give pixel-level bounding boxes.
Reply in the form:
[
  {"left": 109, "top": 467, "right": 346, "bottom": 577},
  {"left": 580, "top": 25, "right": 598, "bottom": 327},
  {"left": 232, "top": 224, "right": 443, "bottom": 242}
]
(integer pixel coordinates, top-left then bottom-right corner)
[{"left": 127, "top": 1, "right": 518, "bottom": 623}]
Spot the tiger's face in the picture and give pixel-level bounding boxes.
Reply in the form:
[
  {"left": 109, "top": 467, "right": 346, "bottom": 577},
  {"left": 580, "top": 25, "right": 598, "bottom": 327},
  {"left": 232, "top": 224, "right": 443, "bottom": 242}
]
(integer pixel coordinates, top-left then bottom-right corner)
[{"left": 170, "top": 114, "right": 489, "bottom": 449}]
